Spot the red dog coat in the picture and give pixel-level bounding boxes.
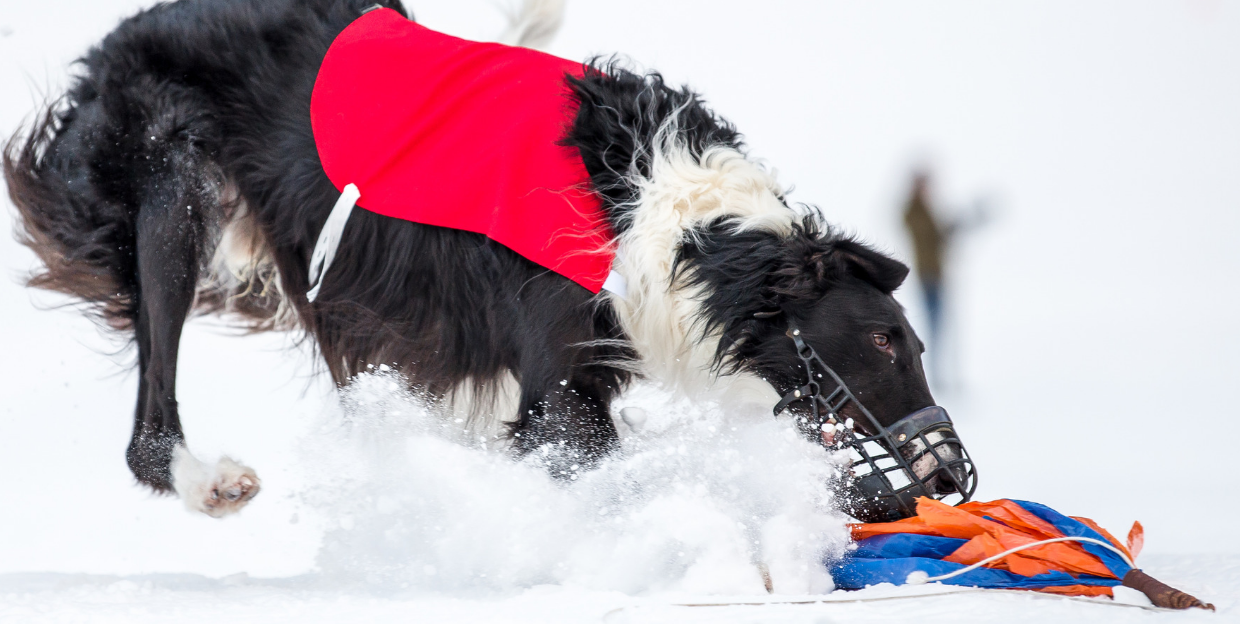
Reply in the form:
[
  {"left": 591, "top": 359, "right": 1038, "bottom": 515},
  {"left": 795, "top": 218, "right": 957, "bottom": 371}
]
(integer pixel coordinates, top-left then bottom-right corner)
[{"left": 310, "top": 8, "right": 615, "bottom": 294}]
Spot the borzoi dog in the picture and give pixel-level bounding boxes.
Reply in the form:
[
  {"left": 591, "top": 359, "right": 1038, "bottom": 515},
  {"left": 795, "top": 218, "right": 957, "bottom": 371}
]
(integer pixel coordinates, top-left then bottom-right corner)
[{"left": 5, "top": 0, "right": 973, "bottom": 522}]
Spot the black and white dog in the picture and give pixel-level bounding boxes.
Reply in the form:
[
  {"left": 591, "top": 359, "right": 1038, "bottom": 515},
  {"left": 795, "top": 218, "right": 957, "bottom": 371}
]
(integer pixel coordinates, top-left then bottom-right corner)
[{"left": 6, "top": 0, "right": 946, "bottom": 519}]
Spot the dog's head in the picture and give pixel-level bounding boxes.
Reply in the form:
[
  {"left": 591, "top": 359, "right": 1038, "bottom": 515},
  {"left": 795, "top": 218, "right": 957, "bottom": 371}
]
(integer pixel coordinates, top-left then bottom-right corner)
[
  {"left": 678, "top": 215, "right": 934, "bottom": 435},
  {"left": 566, "top": 66, "right": 971, "bottom": 515}
]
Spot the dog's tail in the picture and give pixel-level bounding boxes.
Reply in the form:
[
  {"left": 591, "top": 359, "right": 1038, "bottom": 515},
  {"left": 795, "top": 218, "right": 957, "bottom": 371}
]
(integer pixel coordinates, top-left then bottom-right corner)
[
  {"left": 498, "top": 0, "right": 566, "bottom": 50},
  {"left": 4, "top": 103, "right": 141, "bottom": 331}
]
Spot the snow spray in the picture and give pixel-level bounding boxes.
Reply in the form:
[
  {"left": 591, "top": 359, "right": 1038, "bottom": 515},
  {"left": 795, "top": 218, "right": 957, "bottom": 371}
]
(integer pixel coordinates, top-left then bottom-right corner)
[{"left": 294, "top": 370, "right": 851, "bottom": 595}]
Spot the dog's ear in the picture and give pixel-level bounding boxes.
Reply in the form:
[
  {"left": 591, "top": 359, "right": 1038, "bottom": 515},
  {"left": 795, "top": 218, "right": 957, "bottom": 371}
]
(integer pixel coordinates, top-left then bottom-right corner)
[
  {"left": 829, "top": 239, "right": 909, "bottom": 294},
  {"left": 770, "top": 246, "right": 831, "bottom": 302},
  {"left": 771, "top": 237, "right": 908, "bottom": 305}
]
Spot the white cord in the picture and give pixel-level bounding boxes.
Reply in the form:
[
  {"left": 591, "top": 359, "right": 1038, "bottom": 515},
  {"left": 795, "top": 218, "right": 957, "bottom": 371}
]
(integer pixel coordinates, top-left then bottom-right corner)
[
  {"left": 906, "top": 536, "right": 1135, "bottom": 585},
  {"left": 307, "top": 183, "right": 361, "bottom": 302},
  {"left": 601, "top": 587, "right": 1180, "bottom": 621}
]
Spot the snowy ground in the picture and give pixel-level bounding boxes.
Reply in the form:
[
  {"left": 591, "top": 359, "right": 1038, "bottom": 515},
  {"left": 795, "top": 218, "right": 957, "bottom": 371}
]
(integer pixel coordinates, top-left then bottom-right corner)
[
  {"left": 2, "top": 0, "right": 1239, "bottom": 622},
  {"left": 0, "top": 561, "right": 1233, "bottom": 624}
]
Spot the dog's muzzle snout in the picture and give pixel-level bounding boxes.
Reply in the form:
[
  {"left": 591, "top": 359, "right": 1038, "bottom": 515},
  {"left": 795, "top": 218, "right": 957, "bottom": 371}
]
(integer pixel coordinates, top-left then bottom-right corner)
[
  {"left": 772, "top": 325, "right": 979, "bottom": 524},
  {"left": 902, "top": 430, "right": 965, "bottom": 497},
  {"left": 846, "top": 406, "right": 978, "bottom": 523}
]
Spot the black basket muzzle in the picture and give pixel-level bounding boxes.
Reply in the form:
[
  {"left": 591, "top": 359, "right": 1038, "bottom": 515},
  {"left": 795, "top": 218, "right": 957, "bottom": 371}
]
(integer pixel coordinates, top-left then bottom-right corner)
[{"left": 773, "top": 326, "right": 978, "bottom": 522}]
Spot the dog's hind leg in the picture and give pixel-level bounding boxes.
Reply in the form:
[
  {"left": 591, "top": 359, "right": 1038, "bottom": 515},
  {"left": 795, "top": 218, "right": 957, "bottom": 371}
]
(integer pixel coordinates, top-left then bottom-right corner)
[{"left": 124, "top": 136, "right": 259, "bottom": 517}]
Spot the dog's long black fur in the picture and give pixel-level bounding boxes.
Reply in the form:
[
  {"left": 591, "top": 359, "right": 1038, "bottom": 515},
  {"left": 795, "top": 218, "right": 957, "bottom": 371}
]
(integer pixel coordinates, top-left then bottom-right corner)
[{"left": 5, "top": 0, "right": 935, "bottom": 500}]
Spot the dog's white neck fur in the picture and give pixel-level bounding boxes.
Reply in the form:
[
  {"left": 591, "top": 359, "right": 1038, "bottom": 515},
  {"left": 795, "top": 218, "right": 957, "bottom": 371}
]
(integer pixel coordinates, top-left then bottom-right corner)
[
  {"left": 606, "top": 124, "right": 795, "bottom": 399},
  {"left": 447, "top": 128, "right": 793, "bottom": 426}
]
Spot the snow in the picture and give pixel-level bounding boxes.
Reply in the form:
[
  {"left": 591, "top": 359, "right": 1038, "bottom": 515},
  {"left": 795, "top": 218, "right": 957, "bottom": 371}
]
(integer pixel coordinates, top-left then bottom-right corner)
[
  {"left": 300, "top": 376, "right": 846, "bottom": 595},
  {"left": 0, "top": 568, "right": 1231, "bottom": 623},
  {"left": 2, "top": 0, "right": 1239, "bottom": 622}
]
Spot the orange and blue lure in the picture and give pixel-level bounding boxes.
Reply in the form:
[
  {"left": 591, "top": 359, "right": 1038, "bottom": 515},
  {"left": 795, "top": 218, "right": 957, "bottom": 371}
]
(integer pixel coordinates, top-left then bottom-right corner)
[{"left": 835, "top": 498, "right": 1143, "bottom": 598}]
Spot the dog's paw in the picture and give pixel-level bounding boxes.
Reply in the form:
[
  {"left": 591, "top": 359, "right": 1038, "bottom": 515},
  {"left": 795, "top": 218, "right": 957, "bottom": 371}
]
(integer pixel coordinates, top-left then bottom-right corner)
[{"left": 171, "top": 446, "right": 261, "bottom": 518}]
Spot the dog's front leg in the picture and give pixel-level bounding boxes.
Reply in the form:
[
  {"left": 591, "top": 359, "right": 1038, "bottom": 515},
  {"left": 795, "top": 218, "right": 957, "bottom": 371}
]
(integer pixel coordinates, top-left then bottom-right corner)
[
  {"left": 511, "top": 370, "right": 621, "bottom": 475},
  {"left": 124, "top": 133, "right": 259, "bottom": 517}
]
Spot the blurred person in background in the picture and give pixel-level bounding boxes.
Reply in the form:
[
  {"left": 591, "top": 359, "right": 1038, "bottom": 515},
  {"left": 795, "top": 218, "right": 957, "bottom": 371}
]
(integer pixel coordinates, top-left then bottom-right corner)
[{"left": 902, "top": 170, "right": 989, "bottom": 389}]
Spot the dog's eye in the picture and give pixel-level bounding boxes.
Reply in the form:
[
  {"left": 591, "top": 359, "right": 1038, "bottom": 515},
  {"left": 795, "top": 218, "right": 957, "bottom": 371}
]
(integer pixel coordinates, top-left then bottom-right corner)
[{"left": 872, "top": 333, "right": 890, "bottom": 349}]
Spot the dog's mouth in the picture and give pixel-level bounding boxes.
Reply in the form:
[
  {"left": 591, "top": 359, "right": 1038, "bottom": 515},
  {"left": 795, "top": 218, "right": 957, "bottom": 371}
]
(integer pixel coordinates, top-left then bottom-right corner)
[
  {"left": 773, "top": 325, "right": 978, "bottom": 522},
  {"left": 797, "top": 403, "right": 971, "bottom": 495},
  {"left": 835, "top": 406, "right": 977, "bottom": 522},
  {"left": 901, "top": 427, "right": 970, "bottom": 495}
]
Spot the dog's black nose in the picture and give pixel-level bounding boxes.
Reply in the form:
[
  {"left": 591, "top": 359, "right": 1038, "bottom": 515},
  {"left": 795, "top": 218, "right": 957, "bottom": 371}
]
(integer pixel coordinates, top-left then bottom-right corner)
[{"left": 931, "top": 460, "right": 970, "bottom": 495}]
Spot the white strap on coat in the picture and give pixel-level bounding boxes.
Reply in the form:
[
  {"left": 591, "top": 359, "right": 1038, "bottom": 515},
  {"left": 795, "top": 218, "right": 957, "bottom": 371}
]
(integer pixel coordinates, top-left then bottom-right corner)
[
  {"left": 601, "top": 248, "right": 627, "bottom": 298},
  {"left": 601, "top": 270, "right": 627, "bottom": 298},
  {"left": 306, "top": 183, "right": 361, "bottom": 302}
]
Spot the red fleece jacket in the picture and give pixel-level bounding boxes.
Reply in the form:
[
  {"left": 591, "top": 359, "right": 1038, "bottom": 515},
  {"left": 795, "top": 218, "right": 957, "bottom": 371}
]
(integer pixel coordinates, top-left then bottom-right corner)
[{"left": 311, "top": 8, "right": 614, "bottom": 293}]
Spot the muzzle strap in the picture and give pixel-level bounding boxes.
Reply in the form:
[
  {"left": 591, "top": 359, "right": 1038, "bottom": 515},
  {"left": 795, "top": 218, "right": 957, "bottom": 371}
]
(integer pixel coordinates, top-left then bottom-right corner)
[{"left": 773, "top": 383, "right": 815, "bottom": 416}]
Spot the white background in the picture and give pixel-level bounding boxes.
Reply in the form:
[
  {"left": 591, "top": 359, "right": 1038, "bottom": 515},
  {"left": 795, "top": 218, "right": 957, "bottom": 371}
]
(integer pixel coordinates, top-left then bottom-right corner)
[{"left": 0, "top": 0, "right": 1236, "bottom": 620}]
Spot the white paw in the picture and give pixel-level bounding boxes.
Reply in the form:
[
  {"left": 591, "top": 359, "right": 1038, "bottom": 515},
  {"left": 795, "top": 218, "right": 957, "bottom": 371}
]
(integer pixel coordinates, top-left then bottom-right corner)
[{"left": 171, "top": 446, "right": 261, "bottom": 518}]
